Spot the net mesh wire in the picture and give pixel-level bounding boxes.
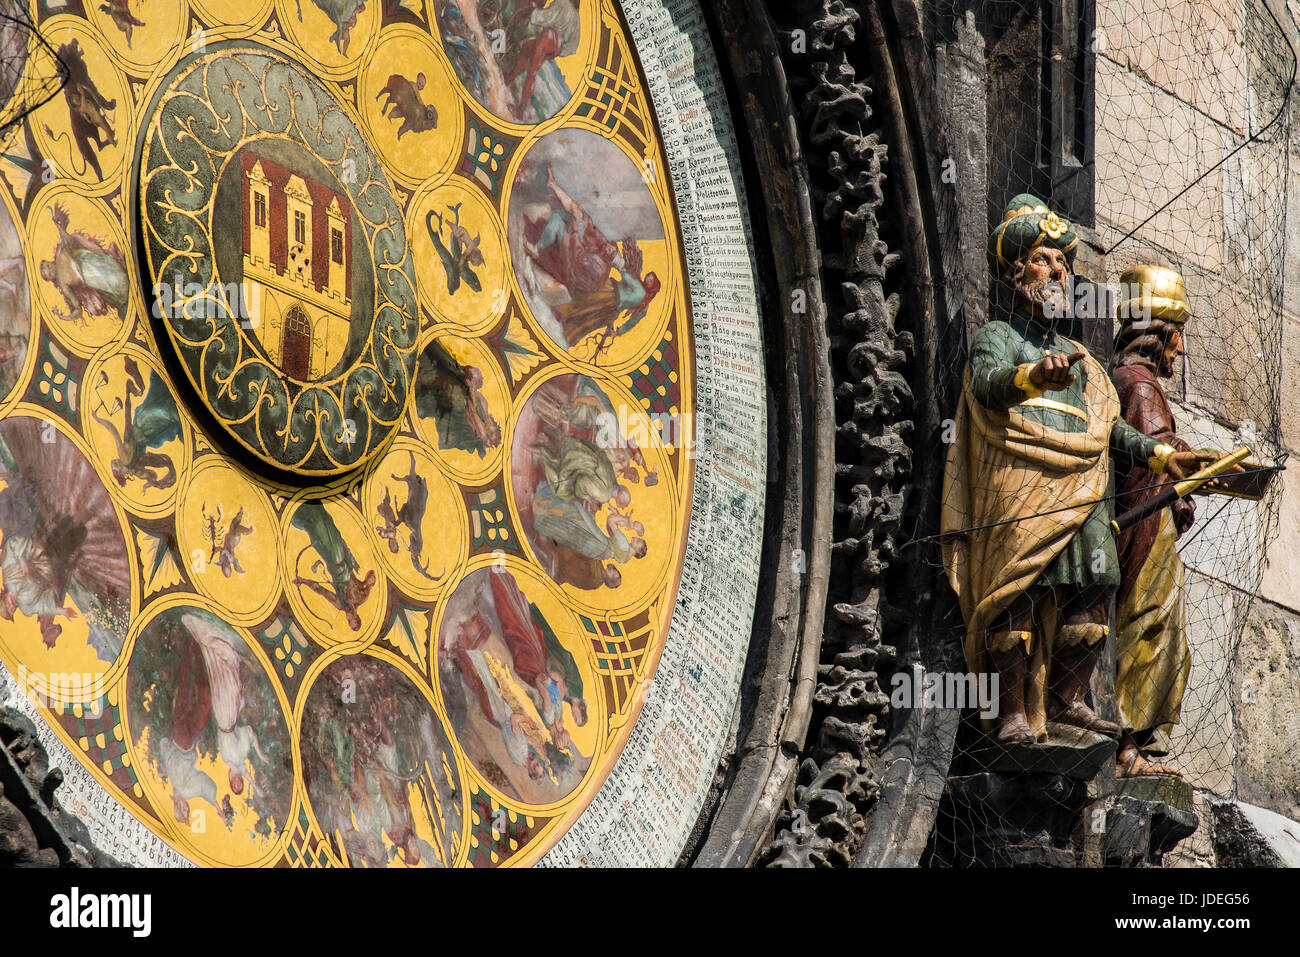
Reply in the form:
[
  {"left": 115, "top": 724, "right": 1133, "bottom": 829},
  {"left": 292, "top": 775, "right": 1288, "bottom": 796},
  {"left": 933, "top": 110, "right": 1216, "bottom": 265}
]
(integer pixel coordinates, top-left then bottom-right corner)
[
  {"left": 0, "top": 3, "right": 66, "bottom": 153},
  {"left": 923, "top": 0, "right": 1291, "bottom": 866},
  {"left": 0, "top": 0, "right": 1289, "bottom": 868}
]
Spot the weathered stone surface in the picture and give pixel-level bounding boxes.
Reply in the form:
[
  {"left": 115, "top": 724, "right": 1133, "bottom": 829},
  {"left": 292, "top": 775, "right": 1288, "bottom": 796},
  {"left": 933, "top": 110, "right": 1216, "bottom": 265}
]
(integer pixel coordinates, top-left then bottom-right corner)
[
  {"left": 927, "top": 771, "right": 1088, "bottom": 867},
  {"left": 1164, "top": 796, "right": 1300, "bottom": 867},
  {"left": 0, "top": 780, "right": 57, "bottom": 867},
  {"left": 1096, "top": 0, "right": 1249, "bottom": 134},
  {"left": 1104, "top": 795, "right": 1198, "bottom": 867},
  {"left": 1168, "top": 286, "right": 1270, "bottom": 432},
  {"left": 1095, "top": 58, "right": 1227, "bottom": 272},
  {"left": 0, "top": 707, "right": 49, "bottom": 790},
  {"left": 1114, "top": 772, "right": 1195, "bottom": 808},
  {"left": 1104, "top": 775, "right": 1198, "bottom": 867},
  {"left": 1166, "top": 408, "right": 1262, "bottom": 589},
  {"left": 1232, "top": 800, "right": 1300, "bottom": 866},
  {"left": 1211, "top": 801, "right": 1288, "bottom": 866},
  {"left": 0, "top": 706, "right": 118, "bottom": 868},
  {"left": 1162, "top": 573, "right": 1237, "bottom": 795},
  {"left": 1285, "top": 153, "right": 1300, "bottom": 320},
  {"left": 1259, "top": 449, "right": 1300, "bottom": 612},
  {"left": 968, "top": 722, "right": 1117, "bottom": 780},
  {"left": 933, "top": 9, "right": 989, "bottom": 345},
  {"left": 1231, "top": 602, "right": 1300, "bottom": 822},
  {"left": 1162, "top": 787, "right": 1218, "bottom": 867}
]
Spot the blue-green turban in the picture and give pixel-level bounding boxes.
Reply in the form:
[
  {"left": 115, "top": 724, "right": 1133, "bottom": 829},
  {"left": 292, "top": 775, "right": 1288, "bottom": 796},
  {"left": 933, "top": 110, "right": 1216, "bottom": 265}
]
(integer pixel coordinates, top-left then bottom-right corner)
[{"left": 990, "top": 193, "right": 1079, "bottom": 271}]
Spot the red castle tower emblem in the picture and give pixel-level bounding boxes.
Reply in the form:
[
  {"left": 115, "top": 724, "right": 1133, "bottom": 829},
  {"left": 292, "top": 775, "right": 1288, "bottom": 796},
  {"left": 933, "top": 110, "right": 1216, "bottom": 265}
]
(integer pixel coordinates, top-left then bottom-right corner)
[{"left": 239, "top": 148, "right": 353, "bottom": 380}]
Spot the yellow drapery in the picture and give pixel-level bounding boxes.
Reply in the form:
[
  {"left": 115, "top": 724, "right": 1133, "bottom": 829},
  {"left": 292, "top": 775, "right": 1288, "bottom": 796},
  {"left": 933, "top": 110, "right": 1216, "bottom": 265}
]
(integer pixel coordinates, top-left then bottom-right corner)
[
  {"left": 1115, "top": 508, "right": 1190, "bottom": 751},
  {"left": 941, "top": 353, "right": 1120, "bottom": 738}
]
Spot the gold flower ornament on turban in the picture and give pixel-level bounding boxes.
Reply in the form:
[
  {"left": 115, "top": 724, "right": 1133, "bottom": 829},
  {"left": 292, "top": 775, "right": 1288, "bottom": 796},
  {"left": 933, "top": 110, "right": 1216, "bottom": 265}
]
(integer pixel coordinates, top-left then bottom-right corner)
[{"left": 990, "top": 192, "right": 1080, "bottom": 270}]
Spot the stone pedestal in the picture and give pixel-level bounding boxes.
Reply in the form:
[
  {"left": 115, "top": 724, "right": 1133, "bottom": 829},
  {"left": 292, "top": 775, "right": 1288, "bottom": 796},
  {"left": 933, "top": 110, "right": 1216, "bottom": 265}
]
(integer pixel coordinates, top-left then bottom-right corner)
[
  {"left": 1103, "top": 775, "right": 1198, "bottom": 866},
  {"left": 928, "top": 723, "right": 1115, "bottom": 867},
  {"left": 968, "top": 721, "right": 1116, "bottom": 778}
]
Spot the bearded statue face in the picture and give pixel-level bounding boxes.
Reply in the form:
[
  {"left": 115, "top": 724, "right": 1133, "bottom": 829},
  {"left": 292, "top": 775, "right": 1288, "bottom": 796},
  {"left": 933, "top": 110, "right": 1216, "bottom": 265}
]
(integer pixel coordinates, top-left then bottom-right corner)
[{"left": 1011, "top": 245, "right": 1072, "bottom": 322}]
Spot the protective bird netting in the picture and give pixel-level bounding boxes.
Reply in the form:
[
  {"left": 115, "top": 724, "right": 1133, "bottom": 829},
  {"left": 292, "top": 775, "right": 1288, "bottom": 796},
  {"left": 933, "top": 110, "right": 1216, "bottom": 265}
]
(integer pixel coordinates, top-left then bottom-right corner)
[
  {"left": 0, "top": 4, "right": 66, "bottom": 151},
  {"left": 923, "top": 0, "right": 1291, "bottom": 866}
]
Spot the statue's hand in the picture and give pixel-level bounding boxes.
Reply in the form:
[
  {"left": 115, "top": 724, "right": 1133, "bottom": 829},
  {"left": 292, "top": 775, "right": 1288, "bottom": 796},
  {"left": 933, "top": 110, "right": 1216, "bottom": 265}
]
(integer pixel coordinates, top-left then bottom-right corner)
[
  {"left": 1028, "top": 350, "right": 1085, "bottom": 392},
  {"left": 1165, "top": 449, "right": 1217, "bottom": 481}
]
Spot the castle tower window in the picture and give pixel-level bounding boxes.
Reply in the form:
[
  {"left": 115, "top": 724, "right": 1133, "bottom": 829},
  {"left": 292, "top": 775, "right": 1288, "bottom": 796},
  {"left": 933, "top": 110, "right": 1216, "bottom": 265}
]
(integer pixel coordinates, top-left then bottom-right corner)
[
  {"left": 245, "top": 158, "right": 271, "bottom": 266},
  {"left": 325, "top": 195, "right": 348, "bottom": 301},
  {"left": 294, "top": 210, "right": 307, "bottom": 246}
]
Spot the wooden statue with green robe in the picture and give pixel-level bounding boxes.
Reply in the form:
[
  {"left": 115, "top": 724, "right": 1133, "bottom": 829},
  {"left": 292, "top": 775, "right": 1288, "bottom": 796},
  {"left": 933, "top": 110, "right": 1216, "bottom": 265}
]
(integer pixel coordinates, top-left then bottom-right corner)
[{"left": 941, "top": 194, "right": 1207, "bottom": 746}]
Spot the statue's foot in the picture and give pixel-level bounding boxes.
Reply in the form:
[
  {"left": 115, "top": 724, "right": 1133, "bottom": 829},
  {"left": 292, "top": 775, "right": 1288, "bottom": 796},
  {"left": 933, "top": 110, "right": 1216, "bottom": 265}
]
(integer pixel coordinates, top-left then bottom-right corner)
[
  {"left": 993, "top": 713, "right": 1035, "bottom": 746},
  {"left": 1117, "top": 746, "right": 1182, "bottom": 778},
  {"left": 1048, "top": 699, "right": 1120, "bottom": 739}
]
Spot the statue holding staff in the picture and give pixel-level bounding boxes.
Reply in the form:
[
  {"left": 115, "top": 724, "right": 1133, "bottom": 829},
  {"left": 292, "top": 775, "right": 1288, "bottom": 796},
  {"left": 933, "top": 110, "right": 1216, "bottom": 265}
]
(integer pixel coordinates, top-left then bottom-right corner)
[
  {"left": 941, "top": 195, "right": 1212, "bottom": 746},
  {"left": 1110, "top": 266, "right": 1237, "bottom": 776}
]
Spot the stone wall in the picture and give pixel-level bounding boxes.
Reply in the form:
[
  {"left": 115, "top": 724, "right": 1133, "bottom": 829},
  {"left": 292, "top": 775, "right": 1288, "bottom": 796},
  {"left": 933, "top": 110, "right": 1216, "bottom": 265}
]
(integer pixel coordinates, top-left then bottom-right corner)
[{"left": 1095, "top": 0, "right": 1300, "bottom": 842}]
